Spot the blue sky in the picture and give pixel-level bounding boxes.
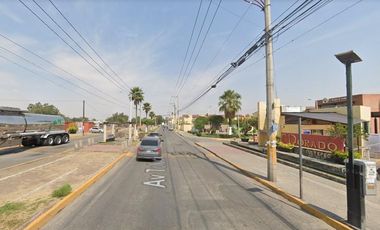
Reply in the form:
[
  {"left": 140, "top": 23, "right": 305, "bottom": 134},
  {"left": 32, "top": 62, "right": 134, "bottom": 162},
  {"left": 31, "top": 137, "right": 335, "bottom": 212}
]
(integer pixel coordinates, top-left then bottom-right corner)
[{"left": 0, "top": 0, "right": 379, "bottom": 120}]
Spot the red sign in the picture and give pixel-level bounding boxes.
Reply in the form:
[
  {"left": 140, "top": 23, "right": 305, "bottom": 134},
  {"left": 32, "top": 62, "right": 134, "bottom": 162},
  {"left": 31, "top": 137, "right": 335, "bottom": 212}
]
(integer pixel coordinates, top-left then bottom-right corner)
[{"left": 281, "top": 133, "right": 345, "bottom": 152}]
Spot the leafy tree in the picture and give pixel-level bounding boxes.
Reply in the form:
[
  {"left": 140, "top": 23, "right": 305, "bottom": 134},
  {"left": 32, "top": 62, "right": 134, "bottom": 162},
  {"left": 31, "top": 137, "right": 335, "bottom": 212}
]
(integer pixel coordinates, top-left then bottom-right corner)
[
  {"left": 328, "top": 123, "right": 368, "bottom": 140},
  {"left": 156, "top": 115, "right": 164, "bottom": 125},
  {"left": 193, "top": 116, "right": 209, "bottom": 132},
  {"left": 105, "top": 112, "right": 129, "bottom": 124},
  {"left": 129, "top": 87, "right": 144, "bottom": 126},
  {"left": 27, "top": 102, "right": 60, "bottom": 115},
  {"left": 208, "top": 115, "right": 224, "bottom": 134},
  {"left": 69, "top": 117, "right": 89, "bottom": 122},
  {"left": 218, "top": 90, "right": 241, "bottom": 127},
  {"left": 241, "top": 116, "right": 258, "bottom": 135},
  {"left": 143, "top": 102, "right": 152, "bottom": 118},
  {"left": 142, "top": 118, "right": 155, "bottom": 126}
]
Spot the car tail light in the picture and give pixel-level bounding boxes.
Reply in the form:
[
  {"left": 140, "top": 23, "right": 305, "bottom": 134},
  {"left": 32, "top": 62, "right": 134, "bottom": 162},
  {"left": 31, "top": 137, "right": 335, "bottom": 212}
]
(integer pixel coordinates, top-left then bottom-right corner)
[
  {"left": 137, "top": 147, "right": 143, "bottom": 151},
  {"left": 153, "top": 147, "right": 161, "bottom": 153}
]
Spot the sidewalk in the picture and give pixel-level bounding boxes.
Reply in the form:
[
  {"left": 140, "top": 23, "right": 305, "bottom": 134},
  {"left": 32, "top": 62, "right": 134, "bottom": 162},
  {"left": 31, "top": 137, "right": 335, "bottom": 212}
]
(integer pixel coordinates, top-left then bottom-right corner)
[{"left": 196, "top": 140, "right": 380, "bottom": 230}]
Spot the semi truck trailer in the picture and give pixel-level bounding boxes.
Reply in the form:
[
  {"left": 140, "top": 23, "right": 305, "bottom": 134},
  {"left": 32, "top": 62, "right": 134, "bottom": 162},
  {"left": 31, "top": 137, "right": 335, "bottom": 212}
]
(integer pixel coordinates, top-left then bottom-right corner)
[{"left": 0, "top": 106, "right": 69, "bottom": 147}]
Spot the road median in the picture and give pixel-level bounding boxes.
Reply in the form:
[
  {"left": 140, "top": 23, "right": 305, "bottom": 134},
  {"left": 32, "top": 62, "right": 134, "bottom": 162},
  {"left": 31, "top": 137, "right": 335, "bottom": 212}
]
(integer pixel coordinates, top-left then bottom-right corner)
[{"left": 24, "top": 151, "right": 131, "bottom": 230}]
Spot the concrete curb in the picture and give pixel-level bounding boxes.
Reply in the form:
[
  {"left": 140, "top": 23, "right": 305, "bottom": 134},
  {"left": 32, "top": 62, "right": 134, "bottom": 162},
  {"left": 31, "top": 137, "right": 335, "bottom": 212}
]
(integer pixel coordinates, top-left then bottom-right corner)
[
  {"left": 194, "top": 142, "right": 352, "bottom": 230},
  {"left": 24, "top": 152, "right": 131, "bottom": 230}
]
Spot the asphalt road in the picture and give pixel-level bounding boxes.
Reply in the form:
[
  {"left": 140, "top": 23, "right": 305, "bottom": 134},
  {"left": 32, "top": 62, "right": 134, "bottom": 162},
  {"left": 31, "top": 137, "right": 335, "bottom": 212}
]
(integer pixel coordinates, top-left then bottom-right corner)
[
  {"left": 43, "top": 129, "right": 331, "bottom": 230},
  {"left": 0, "top": 134, "right": 103, "bottom": 169}
]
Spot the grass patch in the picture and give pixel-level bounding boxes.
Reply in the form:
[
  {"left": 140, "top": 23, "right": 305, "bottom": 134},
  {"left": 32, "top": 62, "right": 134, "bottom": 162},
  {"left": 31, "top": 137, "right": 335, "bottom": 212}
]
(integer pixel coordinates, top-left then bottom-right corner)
[
  {"left": 52, "top": 184, "right": 72, "bottom": 198},
  {"left": 0, "top": 202, "right": 25, "bottom": 215}
]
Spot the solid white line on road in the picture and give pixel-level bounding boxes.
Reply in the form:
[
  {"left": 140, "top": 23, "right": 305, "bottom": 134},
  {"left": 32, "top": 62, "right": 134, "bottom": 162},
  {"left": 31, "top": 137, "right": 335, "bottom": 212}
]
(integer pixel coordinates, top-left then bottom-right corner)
[
  {"left": 16, "top": 168, "right": 78, "bottom": 201},
  {"left": 0, "top": 155, "right": 72, "bottom": 182}
]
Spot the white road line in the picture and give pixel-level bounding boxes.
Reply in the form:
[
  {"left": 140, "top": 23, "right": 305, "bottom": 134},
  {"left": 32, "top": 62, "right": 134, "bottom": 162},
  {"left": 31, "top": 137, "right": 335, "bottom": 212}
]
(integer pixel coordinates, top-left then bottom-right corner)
[
  {"left": 0, "top": 155, "right": 72, "bottom": 182},
  {"left": 16, "top": 168, "right": 78, "bottom": 201}
]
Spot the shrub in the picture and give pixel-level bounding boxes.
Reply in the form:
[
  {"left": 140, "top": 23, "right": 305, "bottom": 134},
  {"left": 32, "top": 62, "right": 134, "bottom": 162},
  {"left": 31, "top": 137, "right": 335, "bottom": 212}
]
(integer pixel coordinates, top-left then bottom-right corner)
[
  {"left": 68, "top": 124, "right": 78, "bottom": 134},
  {"left": 52, "top": 184, "right": 72, "bottom": 198},
  {"left": 277, "top": 142, "right": 295, "bottom": 152},
  {"left": 0, "top": 202, "right": 25, "bottom": 215},
  {"left": 331, "top": 150, "right": 361, "bottom": 164}
]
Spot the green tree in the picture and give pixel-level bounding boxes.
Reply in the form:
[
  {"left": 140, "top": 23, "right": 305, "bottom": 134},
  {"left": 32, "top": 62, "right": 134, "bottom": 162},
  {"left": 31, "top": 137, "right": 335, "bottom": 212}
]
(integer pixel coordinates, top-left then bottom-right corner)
[
  {"left": 328, "top": 123, "right": 368, "bottom": 140},
  {"left": 193, "top": 116, "right": 209, "bottom": 132},
  {"left": 106, "top": 112, "right": 129, "bottom": 124},
  {"left": 129, "top": 87, "right": 144, "bottom": 126},
  {"left": 208, "top": 115, "right": 224, "bottom": 134},
  {"left": 69, "top": 117, "right": 89, "bottom": 122},
  {"left": 241, "top": 116, "right": 258, "bottom": 135},
  {"left": 143, "top": 102, "right": 152, "bottom": 118},
  {"left": 156, "top": 115, "right": 164, "bottom": 125},
  {"left": 218, "top": 90, "right": 241, "bottom": 127},
  {"left": 27, "top": 102, "right": 60, "bottom": 115}
]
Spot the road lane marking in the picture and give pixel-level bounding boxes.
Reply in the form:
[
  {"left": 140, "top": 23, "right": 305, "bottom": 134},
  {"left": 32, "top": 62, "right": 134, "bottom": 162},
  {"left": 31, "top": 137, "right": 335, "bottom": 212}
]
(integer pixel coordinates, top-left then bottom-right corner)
[
  {"left": 143, "top": 159, "right": 167, "bottom": 189},
  {"left": 0, "top": 155, "right": 71, "bottom": 182}
]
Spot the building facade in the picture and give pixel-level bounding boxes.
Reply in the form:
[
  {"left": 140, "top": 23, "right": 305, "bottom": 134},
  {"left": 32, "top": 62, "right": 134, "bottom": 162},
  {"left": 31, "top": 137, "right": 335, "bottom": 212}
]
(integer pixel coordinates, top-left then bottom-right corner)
[{"left": 316, "top": 94, "right": 380, "bottom": 134}]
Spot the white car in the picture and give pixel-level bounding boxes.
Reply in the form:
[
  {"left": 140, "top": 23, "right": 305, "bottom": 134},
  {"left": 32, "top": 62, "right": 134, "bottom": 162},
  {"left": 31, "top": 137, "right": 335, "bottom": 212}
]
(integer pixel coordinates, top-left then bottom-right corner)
[{"left": 89, "top": 127, "right": 103, "bottom": 133}]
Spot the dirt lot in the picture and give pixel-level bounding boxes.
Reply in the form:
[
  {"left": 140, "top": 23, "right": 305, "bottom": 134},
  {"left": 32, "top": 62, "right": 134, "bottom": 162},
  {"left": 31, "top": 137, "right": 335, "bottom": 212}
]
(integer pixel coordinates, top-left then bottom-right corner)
[{"left": 0, "top": 140, "right": 131, "bottom": 230}]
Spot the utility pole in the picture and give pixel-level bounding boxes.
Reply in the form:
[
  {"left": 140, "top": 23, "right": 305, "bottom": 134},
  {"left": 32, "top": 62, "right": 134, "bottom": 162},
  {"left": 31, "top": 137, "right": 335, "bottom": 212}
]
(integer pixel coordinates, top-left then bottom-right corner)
[
  {"left": 264, "top": 0, "right": 277, "bottom": 182},
  {"left": 177, "top": 96, "right": 179, "bottom": 130},
  {"left": 128, "top": 100, "right": 132, "bottom": 142},
  {"left": 82, "top": 100, "right": 85, "bottom": 136}
]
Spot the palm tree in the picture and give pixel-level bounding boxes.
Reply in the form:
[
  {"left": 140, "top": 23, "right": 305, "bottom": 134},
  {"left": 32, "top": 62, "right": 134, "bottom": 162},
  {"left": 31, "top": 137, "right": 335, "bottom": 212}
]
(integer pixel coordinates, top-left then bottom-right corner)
[
  {"left": 143, "top": 102, "right": 152, "bottom": 118},
  {"left": 129, "top": 87, "right": 144, "bottom": 126},
  {"left": 149, "top": 111, "right": 155, "bottom": 120},
  {"left": 218, "top": 90, "right": 241, "bottom": 127}
]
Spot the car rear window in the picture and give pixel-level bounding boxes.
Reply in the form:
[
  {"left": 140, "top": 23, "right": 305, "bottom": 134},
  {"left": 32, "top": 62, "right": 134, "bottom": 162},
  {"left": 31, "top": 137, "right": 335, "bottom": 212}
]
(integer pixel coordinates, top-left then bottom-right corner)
[
  {"left": 148, "top": 133, "right": 159, "bottom": 136},
  {"left": 141, "top": 139, "right": 159, "bottom": 146}
]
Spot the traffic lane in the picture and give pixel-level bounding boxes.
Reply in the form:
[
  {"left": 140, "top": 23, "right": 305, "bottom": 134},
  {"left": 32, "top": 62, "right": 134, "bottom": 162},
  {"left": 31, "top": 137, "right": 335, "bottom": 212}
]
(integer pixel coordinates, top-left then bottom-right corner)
[
  {"left": 44, "top": 129, "right": 331, "bottom": 230},
  {"left": 0, "top": 134, "right": 103, "bottom": 169},
  {"left": 43, "top": 147, "right": 179, "bottom": 229},
  {"left": 164, "top": 131, "right": 331, "bottom": 229}
]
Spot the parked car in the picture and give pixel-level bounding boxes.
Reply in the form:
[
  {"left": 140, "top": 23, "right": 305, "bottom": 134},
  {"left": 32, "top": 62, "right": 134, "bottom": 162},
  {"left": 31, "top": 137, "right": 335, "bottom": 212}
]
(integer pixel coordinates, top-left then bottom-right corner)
[
  {"left": 136, "top": 137, "right": 162, "bottom": 161},
  {"left": 89, "top": 127, "right": 103, "bottom": 133}
]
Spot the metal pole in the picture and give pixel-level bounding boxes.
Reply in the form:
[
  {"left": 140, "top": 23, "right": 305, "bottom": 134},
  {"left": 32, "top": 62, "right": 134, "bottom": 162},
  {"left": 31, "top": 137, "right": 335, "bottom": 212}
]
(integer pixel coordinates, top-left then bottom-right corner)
[
  {"left": 177, "top": 96, "right": 179, "bottom": 130},
  {"left": 82, "top": 100, "right": 85, "bottom": 136},
  {"left": 298, "top": 117, "right": 303, "bottom": 199},
  {"left": 346, "top": 62, "right": 357, "bottom": 226},
  {"left": 264, "top": 0, "right": 277, "bottom": 182}
]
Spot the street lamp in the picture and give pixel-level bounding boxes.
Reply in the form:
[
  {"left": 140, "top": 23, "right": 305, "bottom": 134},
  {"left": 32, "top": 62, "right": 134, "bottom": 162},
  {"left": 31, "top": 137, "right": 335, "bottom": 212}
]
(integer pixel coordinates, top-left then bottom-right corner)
[{"left": 335, "top": 50, "right": 362, "bottom": 228}]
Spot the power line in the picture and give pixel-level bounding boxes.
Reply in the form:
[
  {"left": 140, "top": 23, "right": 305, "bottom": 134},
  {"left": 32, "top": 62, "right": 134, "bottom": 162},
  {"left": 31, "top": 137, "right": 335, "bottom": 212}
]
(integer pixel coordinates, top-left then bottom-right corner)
[
  {"left": 0, "top": 33, "right": 125, "bottom": 105},
  {"left": 177, "top": 0, "right": 223, "bottom": 96},
  {"left": 18, "top": 0, "right": 128, "bottom": 92},
  {"left": 179, "top": 0, "right": 343, "bottom": 111},
  {"left": 31, "top": 0, "right": 129, "bottom": 91},
  {"left": 176, "top": 0, "right": 214, "bottom": 94},
  {"left": 175, "top": 0, "right": 204, "bottom": 89},
  {"left": 47, "top": 0, "right": 131, "bottom": 90}
]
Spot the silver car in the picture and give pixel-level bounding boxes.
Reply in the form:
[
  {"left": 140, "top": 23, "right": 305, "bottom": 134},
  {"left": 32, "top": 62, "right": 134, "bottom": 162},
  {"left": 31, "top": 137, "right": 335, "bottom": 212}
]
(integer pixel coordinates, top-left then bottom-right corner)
[{"left": 136, "top": 137, "right": 162, "bottom": 161}]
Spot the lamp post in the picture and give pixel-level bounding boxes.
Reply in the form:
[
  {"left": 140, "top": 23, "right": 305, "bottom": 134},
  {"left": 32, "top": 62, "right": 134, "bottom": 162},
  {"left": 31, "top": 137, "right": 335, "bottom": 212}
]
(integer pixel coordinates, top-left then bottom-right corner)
[{"left": 335, "top": 50, "right": 363, "bottom": 228}]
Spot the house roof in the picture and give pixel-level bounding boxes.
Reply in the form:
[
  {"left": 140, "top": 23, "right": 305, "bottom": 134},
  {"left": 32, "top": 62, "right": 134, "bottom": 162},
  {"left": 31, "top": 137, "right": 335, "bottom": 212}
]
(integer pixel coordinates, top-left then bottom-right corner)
[{"left": 282, "top": 112, "right": 364, "bottom": 124}]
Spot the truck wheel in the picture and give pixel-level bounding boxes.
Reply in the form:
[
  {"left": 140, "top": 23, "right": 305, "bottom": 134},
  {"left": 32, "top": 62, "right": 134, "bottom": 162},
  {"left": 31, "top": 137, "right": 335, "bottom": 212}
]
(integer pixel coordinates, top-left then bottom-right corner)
[
  {"left": 62, "top": 134, "right": 69, "bottom": 144},
  {"left": 54, "top": 135, "right": 62, "bottom": 145},
  {"left": 21, "top": 138, "right": 32, "bottom": 147},
  {"left": 45, "top": 136, "right": 54, "bottom": 146}
]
